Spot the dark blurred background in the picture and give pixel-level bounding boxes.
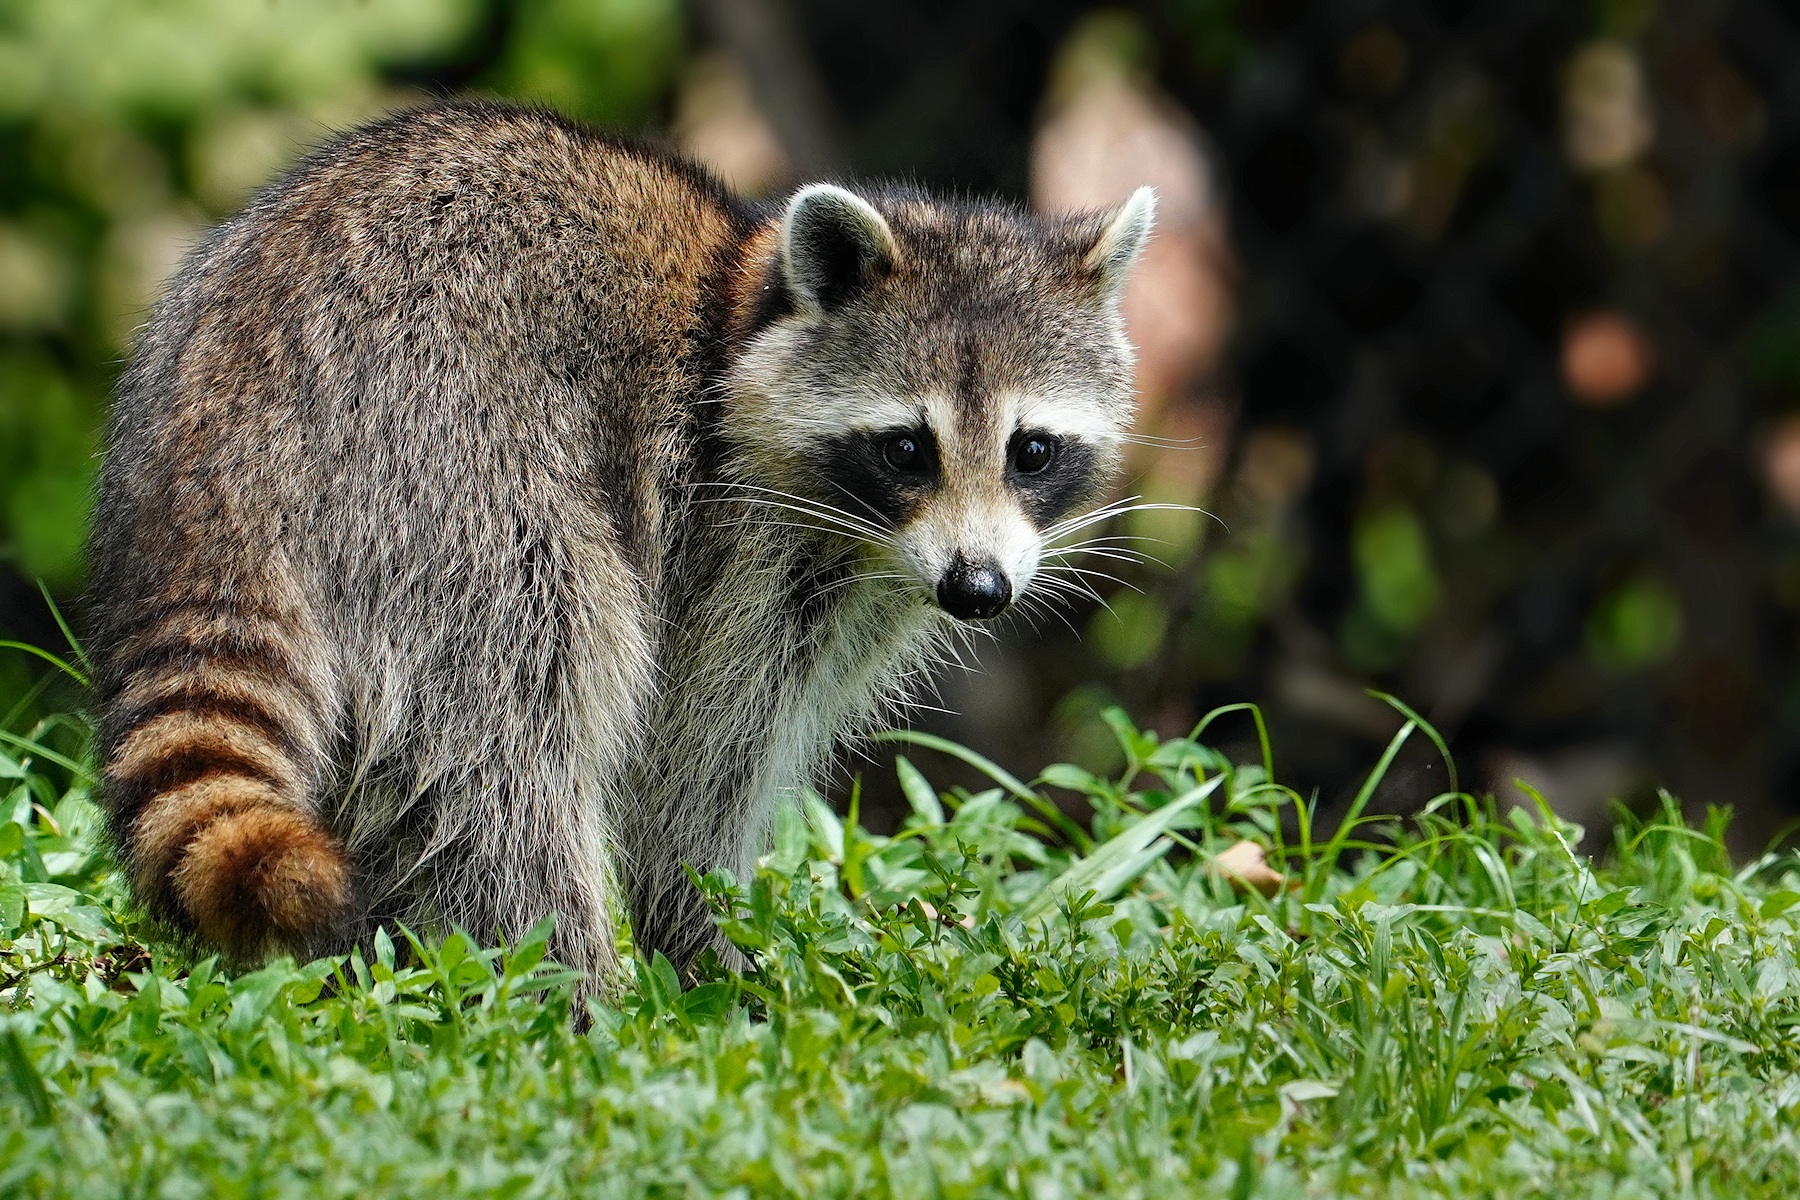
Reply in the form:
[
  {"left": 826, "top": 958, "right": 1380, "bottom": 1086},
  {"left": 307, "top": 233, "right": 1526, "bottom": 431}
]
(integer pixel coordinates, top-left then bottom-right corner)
[{"left": 3, "top": 0, "right": 1798, "bottom": 847}]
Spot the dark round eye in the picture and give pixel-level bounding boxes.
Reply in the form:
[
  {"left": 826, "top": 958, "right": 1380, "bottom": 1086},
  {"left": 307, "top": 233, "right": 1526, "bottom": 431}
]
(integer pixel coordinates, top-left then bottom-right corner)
[
  {"left": 884, "top": 433, "right": 924, "bottom": 472},
  {"left": 1013, "top": 435, "right": 1057, "bottom": 475}
]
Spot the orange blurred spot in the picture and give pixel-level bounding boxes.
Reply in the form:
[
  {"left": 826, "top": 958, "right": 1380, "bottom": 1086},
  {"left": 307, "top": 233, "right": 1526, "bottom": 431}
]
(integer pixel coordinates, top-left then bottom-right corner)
[
  {"left": 1764, "top": 416, "right": 1800, "bottom": 519},
  {"left": 673, "top": 53, "right": 790, "bottom": 197},
  {"left": 1030, "top": 16, "right": 1235, "bottom": 412},
  {"left": 1562, "top": 310, "right": 1655, "bottom": 405}
]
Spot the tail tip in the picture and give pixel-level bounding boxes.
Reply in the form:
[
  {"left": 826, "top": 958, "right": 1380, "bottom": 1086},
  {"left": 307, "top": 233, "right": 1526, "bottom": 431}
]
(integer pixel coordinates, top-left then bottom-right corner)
[{"left": 171, "top": 807, "right": 352, "bottom": 958}]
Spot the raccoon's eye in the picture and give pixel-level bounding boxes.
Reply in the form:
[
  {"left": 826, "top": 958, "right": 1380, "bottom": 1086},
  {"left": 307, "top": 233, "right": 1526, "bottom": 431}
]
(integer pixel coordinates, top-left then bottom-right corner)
[
  {"left": 883, "top": 433, "right": 925, "bottom": 473},
  {"left": 1013, "top": 434, "right": 1058, "bottom": 476}
]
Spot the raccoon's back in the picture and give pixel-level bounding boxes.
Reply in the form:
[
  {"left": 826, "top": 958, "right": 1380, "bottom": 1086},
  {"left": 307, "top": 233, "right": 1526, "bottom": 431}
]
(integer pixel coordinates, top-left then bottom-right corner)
[
  {"left": 92, "top": 100, "right": 751, "bottom": 697},
  {"left": 85, "top": 101, "right": 746, "bottom": 957},
  {"left": 103, "top": 100, "right": 745, "bottom": 514}
]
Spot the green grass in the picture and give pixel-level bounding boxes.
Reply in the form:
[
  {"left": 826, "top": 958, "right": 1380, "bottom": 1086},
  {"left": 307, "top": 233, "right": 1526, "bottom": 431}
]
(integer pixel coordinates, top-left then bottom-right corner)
[{"left": 3, "top": 696, "right": 1800, "bottom": 1197}]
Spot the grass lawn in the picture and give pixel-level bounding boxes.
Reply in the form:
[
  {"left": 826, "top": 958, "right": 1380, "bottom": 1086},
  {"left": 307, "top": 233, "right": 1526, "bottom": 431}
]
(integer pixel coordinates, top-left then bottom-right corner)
[{"left": 3, "top": 693, "right": 1800, "bottom": 1197}]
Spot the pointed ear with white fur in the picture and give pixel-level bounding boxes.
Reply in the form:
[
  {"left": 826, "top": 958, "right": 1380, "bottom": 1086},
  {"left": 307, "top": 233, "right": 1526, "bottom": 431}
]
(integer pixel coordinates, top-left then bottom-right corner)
[
  {"left": 1082, "top": 186, "right": 1156, "bottom": 296},
  {"left": 781, "top": 184, "right": 897, "bottom": 312}
]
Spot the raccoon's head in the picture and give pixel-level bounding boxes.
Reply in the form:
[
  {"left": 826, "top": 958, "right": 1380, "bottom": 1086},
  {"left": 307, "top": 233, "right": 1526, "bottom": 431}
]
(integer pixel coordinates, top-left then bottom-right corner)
[{"left": 727, "top": 182, "right": 1154, "bottom": 621}]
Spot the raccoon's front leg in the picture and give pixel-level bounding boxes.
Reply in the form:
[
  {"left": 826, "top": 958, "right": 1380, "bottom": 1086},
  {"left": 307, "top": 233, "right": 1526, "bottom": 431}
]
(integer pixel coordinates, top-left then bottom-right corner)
[
  {"left": 378, "top": 557, "right": 658, "bottom": 1000},
  {"left": 623, "top": 811, "right": 754, "bottom": 977},
  {"left": 620, "top": 753, "right": 778, "bottom": 977},
  {"left": 417, "top": 756, "right": 626, "bottom": 995}
]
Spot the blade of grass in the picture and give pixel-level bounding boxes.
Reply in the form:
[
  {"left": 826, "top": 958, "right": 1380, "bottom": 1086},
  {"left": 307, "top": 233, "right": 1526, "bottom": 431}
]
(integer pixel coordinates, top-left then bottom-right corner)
[
  {"left": 2, "top": 672, "right": 56, "bottom": 730},
  {"left": 1368, "top": 690, "right": 1455, "bottom": 795},
  {"left": 37, "top": 580, "right": 91, "bottom": 675},
  {"left": 0, "top": 642, "right": 88, "bottom": 689},
  {"left": 1015, "top": 774, "right": 1224, "bottom": 922},
  {"left": 0, "top": 728, "right": 94, "bottom": 781},
  {"left": 1086, "top": 841, "right": 1178, "bottom": 906},
  {"left": 876, "top": 728, "right": 1090, "bottom": 850},
  {"left": 894, "top": 755, "right": 944, "bottom": 825},
  {"left": 1189, "top": 702, "right": 1274, "bottom": 784},
  {"left": 1515, "top": 778, "right": 1596, "bottom": 907},
  {"left": 0, "top": 1028, "right": 51, "bottom": 1123},
  {"left": 1303, "top": 719, "right": 1416, "bottom": 903}
]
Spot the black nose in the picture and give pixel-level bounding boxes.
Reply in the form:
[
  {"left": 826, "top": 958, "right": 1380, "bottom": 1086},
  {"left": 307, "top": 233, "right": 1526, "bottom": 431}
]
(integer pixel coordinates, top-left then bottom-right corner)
[{"left": 936, "top": 557, "right": 1012, "bottom": 620}]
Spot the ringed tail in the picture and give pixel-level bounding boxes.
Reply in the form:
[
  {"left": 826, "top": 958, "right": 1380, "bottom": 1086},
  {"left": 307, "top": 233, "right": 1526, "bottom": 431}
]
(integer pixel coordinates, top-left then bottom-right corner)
[{"left": 100, "top": 588, "right": 351, "bottom": 961}]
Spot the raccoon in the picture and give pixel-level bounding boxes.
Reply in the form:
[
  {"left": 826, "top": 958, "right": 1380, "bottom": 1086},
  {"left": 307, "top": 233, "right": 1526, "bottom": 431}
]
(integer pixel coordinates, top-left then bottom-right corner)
[{"left": 85, "top": 100, "right": 1153, "bottom": 985}]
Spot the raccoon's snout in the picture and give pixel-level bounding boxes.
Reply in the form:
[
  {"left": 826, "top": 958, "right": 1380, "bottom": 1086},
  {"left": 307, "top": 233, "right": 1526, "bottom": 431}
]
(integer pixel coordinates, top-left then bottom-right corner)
[{"left": 936, "top": 555, "right": 1012, "bottom": 620}]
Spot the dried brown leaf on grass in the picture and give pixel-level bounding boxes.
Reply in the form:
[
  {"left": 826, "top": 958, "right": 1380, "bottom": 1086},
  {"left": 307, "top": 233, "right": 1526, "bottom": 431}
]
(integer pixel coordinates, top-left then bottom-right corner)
[{"left": 1210, "top": 839, "right": 1289, "bottom": 897}]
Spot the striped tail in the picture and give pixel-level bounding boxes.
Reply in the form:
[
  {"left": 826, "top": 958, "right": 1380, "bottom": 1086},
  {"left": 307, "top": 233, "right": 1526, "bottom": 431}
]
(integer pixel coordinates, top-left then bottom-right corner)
[{"left": 100, "top": 592, "right": 351, "bottom": 962}]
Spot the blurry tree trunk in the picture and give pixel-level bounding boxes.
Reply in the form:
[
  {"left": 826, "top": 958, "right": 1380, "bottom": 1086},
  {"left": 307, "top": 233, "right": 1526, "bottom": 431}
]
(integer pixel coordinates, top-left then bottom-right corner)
[{"left": 691, "top": 0, "right": 845, "bottom": 180}]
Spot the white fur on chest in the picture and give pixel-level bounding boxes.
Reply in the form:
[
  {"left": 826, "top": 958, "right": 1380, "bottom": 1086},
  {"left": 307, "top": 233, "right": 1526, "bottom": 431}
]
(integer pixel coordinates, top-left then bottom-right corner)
[
  {"left": 635, "top": 535, "right": 945, "bottom": 883},
  {"left": 745, "top": 586, "right": 938, "bottom": 814}
]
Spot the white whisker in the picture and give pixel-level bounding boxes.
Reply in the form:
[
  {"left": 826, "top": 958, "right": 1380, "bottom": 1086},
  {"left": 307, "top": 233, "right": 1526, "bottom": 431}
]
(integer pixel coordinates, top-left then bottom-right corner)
[
  {"left": 707, "top": 515, "right": 885, "bottom": 548},
  {"left": 695, "top": 496, "right": 891, "bottom": 547},
  {"left": 1117, "top": 432, "right": 1209, "bottom": 449},
  {"left": 1042, "top": 545, "right": 1163, "bottom": 569},
  {"left": 1044, "top": 499, "right": 1212, "bottom": 543},
  {"left": 691, "top": 481, "right": 894, "bottom": 543},
  {"left": 1037, "top": 562, "right": 1137, "bottom": 592}
]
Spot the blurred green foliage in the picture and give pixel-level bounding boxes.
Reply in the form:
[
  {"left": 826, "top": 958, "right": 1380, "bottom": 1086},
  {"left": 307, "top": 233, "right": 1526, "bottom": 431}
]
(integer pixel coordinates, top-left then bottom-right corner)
[
  {"left": 0, "top": 0, "right": 682, "bottom": 589},
  {"left": 488, "top": 0, "right": 682, "bottom": 123},
  {"left": 1749, "top": 287, "right": 1800, "bottom": 396},
  {"left": 1343, "top": 504, "right": 1442, "bottom": 672},
  {"left": 1586, "top": 573, "right": 1684, "bottom": 673},
  {"left": 1089, "top": 590, "right": 1168, "bottom": 669},
  {"left": 1353, "top": 505, "right": 1440, "bottom": 638}
]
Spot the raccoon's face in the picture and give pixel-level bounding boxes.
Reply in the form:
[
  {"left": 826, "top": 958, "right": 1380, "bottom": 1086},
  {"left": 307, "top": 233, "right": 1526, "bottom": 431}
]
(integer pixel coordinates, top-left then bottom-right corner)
[{"left": 728, "top": 183, "right": 1155, "bottom": 622}]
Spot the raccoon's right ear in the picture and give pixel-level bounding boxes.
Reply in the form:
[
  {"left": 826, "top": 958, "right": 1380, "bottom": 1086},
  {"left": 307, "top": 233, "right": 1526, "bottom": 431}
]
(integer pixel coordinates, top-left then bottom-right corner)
[
  {"left": 780, "top": 184, "right": 897, "bottom": 312},
  {"left": 1081, "top": 186, "right": 1156, "bottom": 298}
]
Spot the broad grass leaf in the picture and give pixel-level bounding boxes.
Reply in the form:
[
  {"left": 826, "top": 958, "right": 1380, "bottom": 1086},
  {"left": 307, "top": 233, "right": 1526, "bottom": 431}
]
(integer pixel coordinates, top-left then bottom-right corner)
[
  {"left": 1761, "top": 890, "right": 1800, "bottom": 919},
  {"left": 226, "top": 964, "right": 297, "bottom": 1033},
  {"left": 0, "top": 1025, "right": 51, "bottom": 1123},
  {"left": 895, "top": 755, "right": 944, "bottom": 825},
  {"left": 1015, "top": 774, "right": 1224, "bottom": 922}
]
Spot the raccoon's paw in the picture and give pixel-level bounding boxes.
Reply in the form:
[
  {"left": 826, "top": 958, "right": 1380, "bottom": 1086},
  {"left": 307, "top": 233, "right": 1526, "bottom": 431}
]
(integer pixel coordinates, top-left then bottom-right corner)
[{"left": 170, "top": 807, "right": 352, "bottom": 960}]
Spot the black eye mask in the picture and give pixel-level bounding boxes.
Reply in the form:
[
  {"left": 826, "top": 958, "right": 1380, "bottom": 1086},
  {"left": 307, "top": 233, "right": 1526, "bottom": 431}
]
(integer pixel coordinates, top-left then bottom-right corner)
[
  {"left": 1007, "top": 431, "right": 1098, "bottom": 528},
  {"left": 810, "top": 427, "right": 941, "bottom": 528}
]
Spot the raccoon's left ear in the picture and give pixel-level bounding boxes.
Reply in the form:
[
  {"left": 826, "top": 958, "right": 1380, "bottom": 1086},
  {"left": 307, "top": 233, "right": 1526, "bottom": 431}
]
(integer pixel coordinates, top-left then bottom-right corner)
[
  {"left": 1082, "top": 186, "right": 1157, "bottom": 297},
  {"left": 781, "top": 184, "right": 898, "bottom": 313}
]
